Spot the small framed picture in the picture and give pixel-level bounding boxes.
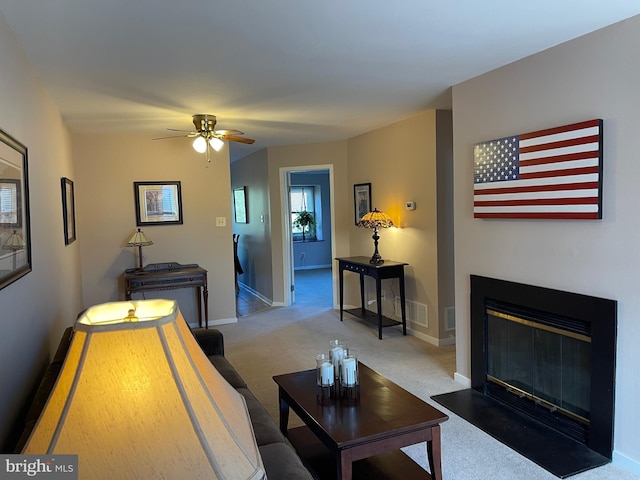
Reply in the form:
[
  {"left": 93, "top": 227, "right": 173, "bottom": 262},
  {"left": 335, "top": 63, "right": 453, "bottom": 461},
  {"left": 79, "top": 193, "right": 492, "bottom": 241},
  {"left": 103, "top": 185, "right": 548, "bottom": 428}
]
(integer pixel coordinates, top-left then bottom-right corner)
[
  {"left": 61, "top": 177, "right": 76, "bottom": 244},
  {"left": 134, "top": 181, "right": 183, "bottom": 226},
  {"left": 353, "top": 183, "right": 372, "bottom": 225},
  {"left": 234, "top": 186, "right": 247, "bottom": 223}
]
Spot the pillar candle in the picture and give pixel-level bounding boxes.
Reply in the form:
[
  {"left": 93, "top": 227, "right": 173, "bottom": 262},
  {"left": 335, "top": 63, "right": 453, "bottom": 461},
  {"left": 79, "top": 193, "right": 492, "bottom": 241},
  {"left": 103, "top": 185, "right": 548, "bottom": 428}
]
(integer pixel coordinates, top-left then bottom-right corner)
[
  {"left": 331, "top": 346, "right": 344, "bottom": 377},
  {"left": 341, "top": 357, "right": 357, "bottom": 386},
  {"left": 320, "top": 361, "right": 334, "bottom": 386}
]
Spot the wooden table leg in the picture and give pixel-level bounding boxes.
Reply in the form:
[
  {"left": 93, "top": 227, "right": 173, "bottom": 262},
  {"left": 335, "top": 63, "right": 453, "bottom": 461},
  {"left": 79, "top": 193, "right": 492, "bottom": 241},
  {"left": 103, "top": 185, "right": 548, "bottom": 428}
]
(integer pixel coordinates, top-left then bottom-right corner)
[
  {"left": 278, "top": 389, "right": 290, "bottom": 437},
  {"left": 339, "top": 266, "right": 344, "bottom": 321},
  {"left": 359, "top": 273, "right": 366, "bottom": 316},
  {"left": 376, "top": 276, "right": 383, "bottom": 339},
  {"left": 197, "top": 286, "right": 203, "bottom": 328},
  {"left": 426, "top": 424, "right": 443, "bottom": 480},
  {"left": 399, "top": 269, "right": 407, "bottom": 335},
  {"left": 202, "top": 284, "right": 209, "bottom": 329},
  {"left": 338, "top": 449, "right": 352, "bottom": 480}
]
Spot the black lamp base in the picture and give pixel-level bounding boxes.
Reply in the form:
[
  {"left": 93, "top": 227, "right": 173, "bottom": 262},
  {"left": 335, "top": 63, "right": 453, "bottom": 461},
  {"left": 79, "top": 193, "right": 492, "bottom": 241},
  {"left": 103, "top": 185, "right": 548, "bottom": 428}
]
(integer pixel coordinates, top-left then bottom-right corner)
[
  {"left": 369, "top": 228, "right": 384, "bottom": 265},
  {"left": 137, "top": 245, "right": 144, "bottom": 269},
  {"left": 369, "top": 253, "right": 384, "bottom": 265}
]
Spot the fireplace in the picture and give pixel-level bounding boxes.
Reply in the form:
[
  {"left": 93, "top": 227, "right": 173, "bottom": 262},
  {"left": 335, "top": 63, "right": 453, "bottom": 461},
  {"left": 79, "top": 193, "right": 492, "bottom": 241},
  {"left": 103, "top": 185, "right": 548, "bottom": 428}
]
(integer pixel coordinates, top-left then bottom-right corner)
[
  {"left": 485, "top": 299, "right": 593, "bottom": 445},
  {"left": 433, "top": 275, "right": 617, "bottom": 478}
]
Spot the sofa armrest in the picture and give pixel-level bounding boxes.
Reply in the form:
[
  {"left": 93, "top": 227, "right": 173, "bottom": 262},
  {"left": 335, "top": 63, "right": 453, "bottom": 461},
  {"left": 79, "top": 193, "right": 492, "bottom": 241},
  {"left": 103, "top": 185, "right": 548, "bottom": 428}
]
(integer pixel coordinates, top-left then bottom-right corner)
[{"left": 193, "top": 328, "right": 224, "bottom": 356}]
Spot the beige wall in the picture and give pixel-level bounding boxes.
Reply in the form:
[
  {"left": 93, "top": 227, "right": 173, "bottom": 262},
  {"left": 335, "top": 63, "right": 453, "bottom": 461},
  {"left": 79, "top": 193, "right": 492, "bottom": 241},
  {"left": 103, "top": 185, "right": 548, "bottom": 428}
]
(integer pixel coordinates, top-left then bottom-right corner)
[
  {"left": 235, "top": 113, "right": 454, "bottom": 343},
  {"left": 348, "top": 110, "right": 453, "bottom": 342},
  {"left": 436, "top": 110, "right": 455, "bottom": 335},
  {"left": 0, "top": 15, "right": 82, "bottom": 449},
  {"left": 230, "top": 149, "right": 273, "bottom": 299},
  {"left": 452, "top": 15, "right": 640, "bottom": 470},
  {"left": 73, "top": 134, "right": 237, "bottom": 325}
]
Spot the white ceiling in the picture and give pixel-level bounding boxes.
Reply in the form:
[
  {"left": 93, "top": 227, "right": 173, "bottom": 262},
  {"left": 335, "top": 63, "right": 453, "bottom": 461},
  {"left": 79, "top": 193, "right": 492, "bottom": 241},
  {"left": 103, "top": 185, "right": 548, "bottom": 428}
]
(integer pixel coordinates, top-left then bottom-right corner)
[{"left": 1, "top": 1, "right": 639, "bottom": 160}]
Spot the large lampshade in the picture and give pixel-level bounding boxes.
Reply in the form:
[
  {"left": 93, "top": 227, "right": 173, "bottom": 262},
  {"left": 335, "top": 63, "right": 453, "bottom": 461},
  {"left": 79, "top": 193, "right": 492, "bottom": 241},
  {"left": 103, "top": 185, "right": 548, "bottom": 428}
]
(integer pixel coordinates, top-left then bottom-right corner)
[
  {"left": 358, "top": 208, "right": 394, "bottom": 264},
  {"left": 23, "top": 299, "right": 265, "bottom": 480}
]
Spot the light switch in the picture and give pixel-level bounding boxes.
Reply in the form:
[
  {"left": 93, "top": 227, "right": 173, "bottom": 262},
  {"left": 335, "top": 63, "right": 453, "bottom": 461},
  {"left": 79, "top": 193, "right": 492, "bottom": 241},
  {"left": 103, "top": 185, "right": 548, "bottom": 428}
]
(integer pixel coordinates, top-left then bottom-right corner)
[{"left": 215, "top": 217, "right": 226, "bottom": 227}]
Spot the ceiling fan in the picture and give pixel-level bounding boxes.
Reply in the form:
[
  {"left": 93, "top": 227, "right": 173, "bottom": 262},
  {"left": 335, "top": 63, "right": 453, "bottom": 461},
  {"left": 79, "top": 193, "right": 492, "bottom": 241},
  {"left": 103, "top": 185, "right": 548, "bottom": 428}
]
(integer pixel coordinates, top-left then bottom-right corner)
[{"left": 154, "top": 114, "right": 255, "bottom": 161}]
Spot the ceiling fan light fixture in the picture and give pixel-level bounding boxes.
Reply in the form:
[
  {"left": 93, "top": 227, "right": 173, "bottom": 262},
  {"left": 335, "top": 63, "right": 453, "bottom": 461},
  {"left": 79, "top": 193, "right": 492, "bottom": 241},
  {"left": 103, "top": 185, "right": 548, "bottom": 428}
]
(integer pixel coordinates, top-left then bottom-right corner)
[
  {"left": 192, "top": 135, "right": 207, "bottom": 153},
  {"left": 209, "top": 137, "right": 224, "bottom": 152}
]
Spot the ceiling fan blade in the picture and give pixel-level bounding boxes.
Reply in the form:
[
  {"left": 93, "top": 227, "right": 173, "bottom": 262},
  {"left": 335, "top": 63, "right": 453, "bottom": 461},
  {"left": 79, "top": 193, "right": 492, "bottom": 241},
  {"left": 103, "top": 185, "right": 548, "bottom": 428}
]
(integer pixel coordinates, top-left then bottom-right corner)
[
  {"left": 153, "top": 134, "right": 189, "bottom": 140},
  {"left": 214, "top": 129, "right": 244, "bottom": 136},
  {"left": 223, "top": 135, "right": 255, "bottom": 145},
  {"left": 166, "top": 128, "right": 194, "bottom": 133}
]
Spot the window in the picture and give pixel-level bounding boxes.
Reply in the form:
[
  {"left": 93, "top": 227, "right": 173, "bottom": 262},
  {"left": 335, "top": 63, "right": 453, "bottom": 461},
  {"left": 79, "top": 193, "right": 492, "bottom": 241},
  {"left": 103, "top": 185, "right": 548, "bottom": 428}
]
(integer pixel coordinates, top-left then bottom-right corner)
[
  {"left": 291, "top": 186, "right": 317, "bottom": 241},
  {"left": 0, "top": 180, "right": 18, "bottom": 226}
]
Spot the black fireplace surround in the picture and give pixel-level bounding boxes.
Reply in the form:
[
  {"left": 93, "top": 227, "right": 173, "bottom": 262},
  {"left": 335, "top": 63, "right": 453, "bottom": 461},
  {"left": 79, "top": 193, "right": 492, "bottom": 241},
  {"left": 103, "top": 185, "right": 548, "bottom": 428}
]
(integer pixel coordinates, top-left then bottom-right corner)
[{"left": 433, "top": 275, "right": 617, "bottom": 478}]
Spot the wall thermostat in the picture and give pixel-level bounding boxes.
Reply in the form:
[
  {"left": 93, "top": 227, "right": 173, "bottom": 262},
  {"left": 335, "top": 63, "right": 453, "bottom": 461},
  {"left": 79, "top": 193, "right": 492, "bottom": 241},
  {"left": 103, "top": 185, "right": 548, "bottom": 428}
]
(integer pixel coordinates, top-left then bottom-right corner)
[{"left": 405, "top": 201, "right": 416, "bottom": 211}]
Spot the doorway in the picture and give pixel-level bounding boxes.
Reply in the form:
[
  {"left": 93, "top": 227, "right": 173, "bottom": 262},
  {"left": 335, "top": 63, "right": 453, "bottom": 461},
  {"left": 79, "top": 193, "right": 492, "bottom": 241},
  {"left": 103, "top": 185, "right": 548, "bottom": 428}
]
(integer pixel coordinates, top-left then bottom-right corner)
[{"left": 280, "top": 166, "right": 335, "bottom": 308}]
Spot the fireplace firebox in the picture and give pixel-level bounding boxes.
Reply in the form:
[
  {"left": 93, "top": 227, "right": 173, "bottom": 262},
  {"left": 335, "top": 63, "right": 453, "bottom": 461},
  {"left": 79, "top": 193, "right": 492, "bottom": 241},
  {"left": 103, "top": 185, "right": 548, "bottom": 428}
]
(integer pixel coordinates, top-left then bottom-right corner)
[
  {"left": 485, "top": 299, "right": 593, "bottom": 444},
  {"left": 433, "top": 275, "right": 617, "bottom": 478}
]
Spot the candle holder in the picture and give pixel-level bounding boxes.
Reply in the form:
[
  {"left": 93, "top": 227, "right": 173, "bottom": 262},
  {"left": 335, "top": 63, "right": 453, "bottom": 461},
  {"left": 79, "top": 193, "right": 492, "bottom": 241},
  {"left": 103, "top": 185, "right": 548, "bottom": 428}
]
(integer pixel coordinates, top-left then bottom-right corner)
[
  {"left": 329, "top": 339, "right": 346, "bottom": 382},
  {"left": 339, "top": 350, "right": 360, "bottom": 403},
  {"left": 316, "top": 353, "right": 335, "bottom": 402}
]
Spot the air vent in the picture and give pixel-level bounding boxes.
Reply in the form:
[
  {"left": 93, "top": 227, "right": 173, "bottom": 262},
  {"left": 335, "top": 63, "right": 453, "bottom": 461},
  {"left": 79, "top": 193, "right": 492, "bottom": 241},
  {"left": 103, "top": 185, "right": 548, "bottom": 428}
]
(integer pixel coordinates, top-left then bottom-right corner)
[
  {"left": 445, "top": 307, "right": 456, "bottom": 331},
  {"left": 395, "top": 297, "right": 428, "bottom": 327}
]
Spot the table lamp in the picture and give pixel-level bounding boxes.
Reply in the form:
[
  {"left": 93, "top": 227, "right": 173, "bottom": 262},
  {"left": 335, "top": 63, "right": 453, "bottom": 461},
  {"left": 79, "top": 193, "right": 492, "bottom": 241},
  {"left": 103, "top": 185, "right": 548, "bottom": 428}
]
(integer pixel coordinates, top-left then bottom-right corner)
[
  {"left": 22, "top": 299, "right": 266, "bottom": 480},
  {"left": 125, "top": 228, "right": 153, "bottom": 269},
  {"left": 358, "top": 208, "right": 394, "bottom": 265}
]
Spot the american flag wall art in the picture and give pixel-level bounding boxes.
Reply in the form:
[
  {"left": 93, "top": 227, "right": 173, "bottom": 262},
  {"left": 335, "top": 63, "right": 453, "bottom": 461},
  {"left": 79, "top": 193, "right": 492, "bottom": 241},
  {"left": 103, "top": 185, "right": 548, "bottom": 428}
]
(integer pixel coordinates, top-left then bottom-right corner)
[{"left": 473, "top": 119, "right": 603, "bottom": 219}]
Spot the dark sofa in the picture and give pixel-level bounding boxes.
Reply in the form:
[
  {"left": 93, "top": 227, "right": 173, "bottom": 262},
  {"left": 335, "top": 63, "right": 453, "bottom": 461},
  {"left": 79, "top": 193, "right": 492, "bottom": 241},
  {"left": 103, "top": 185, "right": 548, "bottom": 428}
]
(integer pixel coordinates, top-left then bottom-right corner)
[
  {"left": 14, "top": 326, "right": 313, "bottom": 480},
  {"left": 194, "top": 328, "right": 313, "bottom": 479}
]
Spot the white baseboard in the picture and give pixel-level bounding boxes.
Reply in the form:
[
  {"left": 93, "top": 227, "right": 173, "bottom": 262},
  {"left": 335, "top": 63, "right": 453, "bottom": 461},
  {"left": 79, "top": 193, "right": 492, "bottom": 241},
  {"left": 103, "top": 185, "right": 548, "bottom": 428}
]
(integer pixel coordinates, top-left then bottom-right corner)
[
  {"left": 294, "top": 263, "right": 332, "bottom": 271},
  {"left": 454, "top": 372, "right": 471, "bottom": 388},
  {"left": 333, "top": 311, "right": 455, "bottom": 347},
  {"left": 209, "top": 317, "right": 238, "bottom": 326},
  {"left": 189, "top": 317, "right": 238, "bottom": 329},
  {"left": 613, "top": 450, "right": 640, "bottom": 475},
  {"left": 239, "top": 283, "right": 273, "bottom": 305},
  {"left": 406, "top": 327, "right": 456, "bottom": 346}
]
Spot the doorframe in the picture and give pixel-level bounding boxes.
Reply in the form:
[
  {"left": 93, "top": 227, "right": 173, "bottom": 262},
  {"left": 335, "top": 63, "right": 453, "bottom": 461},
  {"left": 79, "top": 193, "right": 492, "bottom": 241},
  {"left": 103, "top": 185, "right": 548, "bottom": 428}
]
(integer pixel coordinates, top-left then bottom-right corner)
[{"left": 279, "top": 164, "right": 336, "bottom": 306}]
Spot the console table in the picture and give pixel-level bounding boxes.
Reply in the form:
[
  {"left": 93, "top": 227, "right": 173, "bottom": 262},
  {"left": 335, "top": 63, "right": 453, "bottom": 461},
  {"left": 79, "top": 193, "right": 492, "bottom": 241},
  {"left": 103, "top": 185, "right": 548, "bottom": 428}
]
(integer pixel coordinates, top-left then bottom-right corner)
[
  {"left": 336, "top": 256, "right": 408, "bottom": 339},
  {"left": 124, "top": 262, "right": 209, "bottom": 328}
]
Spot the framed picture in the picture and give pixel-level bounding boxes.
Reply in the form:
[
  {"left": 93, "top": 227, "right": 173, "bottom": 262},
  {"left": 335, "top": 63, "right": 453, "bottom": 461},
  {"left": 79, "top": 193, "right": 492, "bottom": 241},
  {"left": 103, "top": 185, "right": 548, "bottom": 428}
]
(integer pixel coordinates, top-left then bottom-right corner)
[
  {"left": 353, "top": 183, "right": 372, "bottom": 225},
  {"left": 234, "top": 186, "right": 247, "bottom": 223},
  {"left": 0, "top": 127, "right": 31, "bottom": 291},
  {"left": 134, "top": 181, "right": 183, "bottom": 226},
  {"left": 61, "top": 177, "right": 76, "bottom": 245}
]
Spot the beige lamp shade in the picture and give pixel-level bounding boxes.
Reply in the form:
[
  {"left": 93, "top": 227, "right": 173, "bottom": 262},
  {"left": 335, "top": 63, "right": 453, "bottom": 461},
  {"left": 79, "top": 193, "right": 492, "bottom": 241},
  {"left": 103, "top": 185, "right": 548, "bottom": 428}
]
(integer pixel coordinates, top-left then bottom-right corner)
[
  {"left": 2, "top": 229, "right": 25, "bottom": 251},
  {"left": 125, "top": 228, "right": 153, "bottom": 247},
  {"left": 125, "top": 228, "right": 153, "bottom": 269},
  {"left": 23, "top": 299, "right": 265, "bottom": 480}
]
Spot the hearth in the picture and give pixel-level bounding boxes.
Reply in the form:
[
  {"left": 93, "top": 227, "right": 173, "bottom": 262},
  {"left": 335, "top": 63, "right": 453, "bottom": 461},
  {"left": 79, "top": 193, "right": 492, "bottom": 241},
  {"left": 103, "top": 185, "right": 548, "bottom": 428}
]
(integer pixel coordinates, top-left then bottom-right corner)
[{"left": 433, "top": 275, "right": 617, "bottom": 478}]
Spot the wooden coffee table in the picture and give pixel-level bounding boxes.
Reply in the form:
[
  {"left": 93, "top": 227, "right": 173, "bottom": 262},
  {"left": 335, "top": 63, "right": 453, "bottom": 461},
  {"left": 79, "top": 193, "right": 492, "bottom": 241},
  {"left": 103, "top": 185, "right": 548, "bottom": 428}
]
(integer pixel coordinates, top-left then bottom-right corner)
[{"left": 273, "top": 363, "right": 448, "bottom": 480}]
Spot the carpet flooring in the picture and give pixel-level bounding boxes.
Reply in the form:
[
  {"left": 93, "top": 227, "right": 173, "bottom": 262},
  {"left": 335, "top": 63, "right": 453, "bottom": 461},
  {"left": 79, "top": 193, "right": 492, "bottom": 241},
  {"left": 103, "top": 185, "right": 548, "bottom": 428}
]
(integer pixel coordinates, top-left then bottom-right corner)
[{"left": 219, "top": 269, "right": 638, "bottom": 480}]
